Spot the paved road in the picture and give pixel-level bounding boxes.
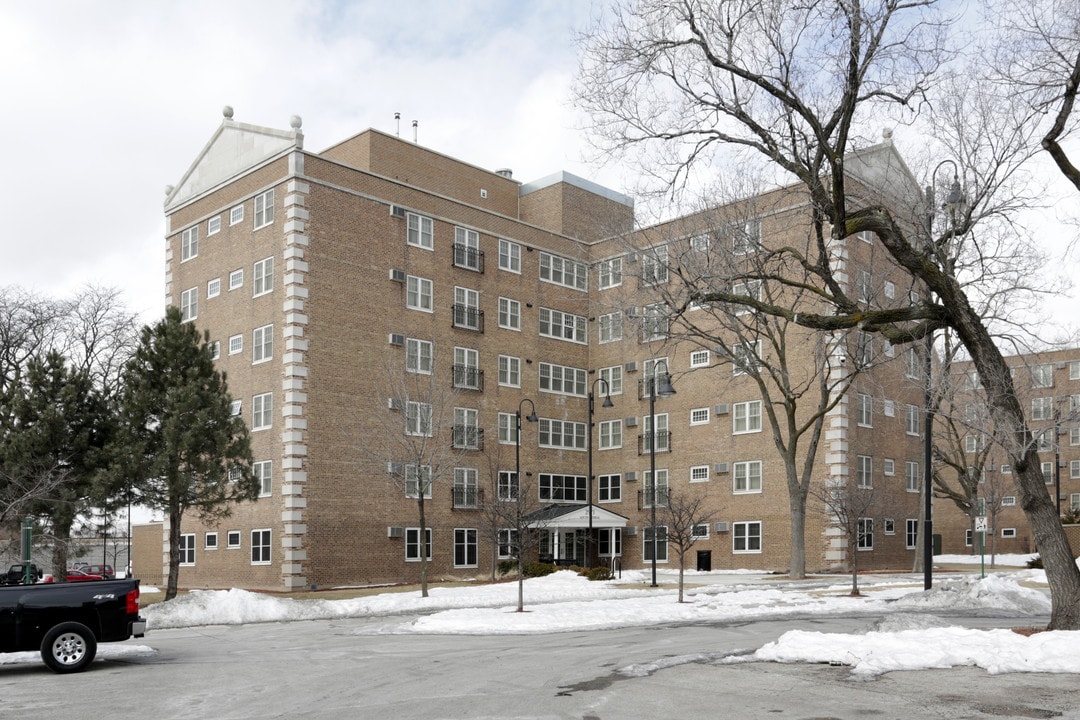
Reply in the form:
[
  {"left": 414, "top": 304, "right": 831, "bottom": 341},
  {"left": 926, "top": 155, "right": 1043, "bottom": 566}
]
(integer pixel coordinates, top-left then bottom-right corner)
[{"left": 3, "top": 611, "right": 1076, "bottom": 719}]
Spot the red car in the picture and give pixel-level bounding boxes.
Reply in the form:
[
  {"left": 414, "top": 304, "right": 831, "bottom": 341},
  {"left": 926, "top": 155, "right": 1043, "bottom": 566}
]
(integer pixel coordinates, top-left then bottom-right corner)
[
  {"left": 80, "top": 564, "right": 115, "bottom": 580},
  {"left": 65, "top": 569, "right": 105, "bottom": 582}
]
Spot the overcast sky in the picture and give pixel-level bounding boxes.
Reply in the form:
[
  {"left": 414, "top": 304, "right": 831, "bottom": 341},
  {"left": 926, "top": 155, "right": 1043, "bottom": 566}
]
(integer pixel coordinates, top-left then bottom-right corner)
[{"left": 1, "top": 1, "right": 1076, "bottom": 335}]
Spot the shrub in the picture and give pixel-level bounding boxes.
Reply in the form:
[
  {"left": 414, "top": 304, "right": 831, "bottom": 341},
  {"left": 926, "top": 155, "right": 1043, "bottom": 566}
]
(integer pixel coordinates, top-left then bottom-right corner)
[
  {"left": 1026, "top": 555, "right": 1042, "bottom": 569},
  {"left": 523, "top": 562, "right": 556, "bottom": 578},
  {"left": 497, "top": 560, "right": 518, "bottom": 576},
  {"left": 582, "top": 566, "right": 613, "bottom": 581}
]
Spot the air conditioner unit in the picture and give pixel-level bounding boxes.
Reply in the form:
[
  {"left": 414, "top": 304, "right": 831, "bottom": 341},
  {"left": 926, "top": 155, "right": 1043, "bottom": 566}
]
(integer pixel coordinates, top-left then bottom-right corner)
[
  {"left": 714, "top": 522, "right": 730, "bottom": 533},
  {"left": 1057, "top": 361, "right": 1067, "bottom": 370},
  {"left": 388, "top": 333, "right": 405, "bottom": 346},
  {"left": 625, "top": 471, "right": 638, "bottom": 482},
  {"left": 387, "top": 526, "right": 405, "bottom": 538},
  {"left": 625, "top": 417, "right": 639, "bottom": 427},
  {"left": 389, "top": 268, "right": 406, "bottom": 282},
  {"left": 386, "top": 461, "right": 404, "bottom": 474},
  {"left": 714, "top": 462, "right": 729, "bottom": 474},
  {"left": 388, "top": 398, "right": 403, "bottom": 411},
  {"left": 624, "top": 525, "right": 638, "bottom": 536},
  {"left": 390, "top": 205, "right": 406, "bottom": 218},
  {"left": 624, "top": 361, "right": 638, "bottom": 372},
  {"left": 626, "top": 252, "right": 638, "bottom": 263},
  {"left": 714, "top": 404, "right": 729, "bottom": 415}
]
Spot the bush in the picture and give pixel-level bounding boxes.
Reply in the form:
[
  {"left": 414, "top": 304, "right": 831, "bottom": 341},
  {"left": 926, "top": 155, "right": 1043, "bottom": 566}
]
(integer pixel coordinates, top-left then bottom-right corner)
[
  {"left": 1026, "top": 555, "right": 1042, "bottom": 569},
  {"left": 581, "top": 566, "right": 613, "bottom": 581},
  {"left": 497, "top": 560, "right": 518, "bottom": 576},
  {"left": 523, "top": 562, "right": 556, "bottom": 578}
]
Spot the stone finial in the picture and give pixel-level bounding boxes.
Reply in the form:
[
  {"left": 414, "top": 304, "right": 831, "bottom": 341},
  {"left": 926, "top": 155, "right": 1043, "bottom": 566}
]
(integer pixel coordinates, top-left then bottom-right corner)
[
  {"left": 290, "top": 115, "right": 303, "bottom": 130},
  {"left": 223, "top": 105, "right": 234, "bottom": 119}
]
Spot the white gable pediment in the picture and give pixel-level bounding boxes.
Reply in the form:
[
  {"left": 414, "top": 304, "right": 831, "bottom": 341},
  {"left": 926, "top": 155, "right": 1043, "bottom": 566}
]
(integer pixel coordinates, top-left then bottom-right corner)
[{"left": 165, "top": 119, "right": 302, "bottom": 211}]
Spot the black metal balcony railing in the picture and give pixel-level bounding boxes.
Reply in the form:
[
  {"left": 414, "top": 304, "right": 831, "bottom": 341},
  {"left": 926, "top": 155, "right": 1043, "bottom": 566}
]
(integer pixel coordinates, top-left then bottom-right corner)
[
  {"left": 637, "top": 488, "right": 670, "bottom": 509},
  {"left": 452, "top": 304, "right": 484, "bottom": 332},
  {"left": 637, "top": 431, "right": 671, "bottom": 455},
  {"left": 453, "top": 244, "right": 485, "bottom": 273},
  {"left": 638, "top": 375, "right": 672, "bottom": 399},
  {"left": 452, "top": 425, "right": 484, "bottom": 451},
  {"left": 452, "top": 364, "right": 484, "bottom": 391},
  {"left": 452, "top": 486, "right": 483, "bottom": 509}
]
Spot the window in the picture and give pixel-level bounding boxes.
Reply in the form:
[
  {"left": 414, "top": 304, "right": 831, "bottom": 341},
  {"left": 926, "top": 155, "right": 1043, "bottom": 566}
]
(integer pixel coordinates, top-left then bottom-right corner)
[
  {"left": 883, "top": 339, "right": 895, "bottom": 358},
  {"left": 642, "top": 413, "right": 669, "bottom": 453},
  {"left": 731, "top": 219, "right": 761, "bottom": 254},
  {"left": 598, "top": 474, "right": 621, "bottom": 502},
  {"left": 254, "top": 460, "right": 272, "bottom": 497},
  {"left": 1031, "top": 397, "right": 1054, "bottom": 421},
  {"left": 229, "top": 334, "right": 243, "bottom": 355},
  {"left": 539, "top": 252, "right": 587, "bottom": 290},
  {"left": 180, "top": 287, "right": 197, "bottom": 322},
  {"left": 690, "top": 465, "right": 710, "bottom": 483},
  {"left": 690, "top": 350, "right": 710, "bottom": 368},
  {"left": 692, "top": 523, "right": 710, "bottom": 540},
  {"left": 252, "top": 324, "right": 273, "bottom": 364},
  {"left": 599, "top": 365, "right": 623, "bottom": 395},
  {"left": 539, "top": 473, "right": 587, "bottom": 502},
  {"left": 498, "top": 297, "right": 521, "bottom": 330},
  {"left": 453, "top": 468, "right": 479, "bottom": 508},
  {"left": 451, "top": 528, "right": 477, "bottom": 569},
  {"left": 1037, "top": 431, "right": 1054, "bottom": 452},
  {"left": 207, "top": 278, "right": 221, "bottom": 299},
  {"left": 905, "top": 461, "right": 920, "bottom": 492},
  {"left": 731, "top": 280, "right": 762, "bottom": 313},
  {"left": 453, "top": 287, "right": 482, "bottom": 330},
  {"left": 690, "top": 407, "right": 710, "bottom": 425},
  {"left": 641, "top": 246, "right": 668, "bottom": 286},
  {"left": 538, "top": 418, "right": 586, "bottom": 450},
  {"left": 498, "top": 471, "right": 518, "bottom": 501},
  {"left": 539, "top": 363, "right": 587, "bottom": 396},
  {"left": 598, "top": 528, "right": 622, "bottom": 556},
  {"left": 498, "top": 238, "right": 520, "bottom": 272},
  {"left": 407, "top": 212, "right": 434, "bottom": 250},
  {"left": 406, "top": 338, "right": 433, "bottom": 374},
  {"left": 250, "top": 529, "right": 271, "bottom": 564},
  {"left": 405, "top": 465, "right": 433, "bottom": 499},
  {"left": 210, "top": 341, "right": 221, "bottom": 360},
  {"left": 539, "top": 307, "right": 587, "bottom": 343},
  {"left": 906, "top": 404, "right": 920, "bottom": 436},
  {"left": 230, "top": 205, "right": 244, "bottom": 225},
  {"left": 856, "top": 393, "right": 873, "bottom": 427},
  {"left": 452, "top": 408, "right": 481, "bottom": 450},
  {"left": 452, "top": 347, "right": 481, "bottom": 390},
  {"left": 905, "top": 347, "right": 921, "bottom": 379},
  {"left": 253, "top": 189, "right": 274, "bottom": 229},
  {"left": 856, "top": 270, "right": 872, "bottom": 303},
  {"left": 181, "top": 226, "right": 199, "bottom": 261},
  {"left": 1001, "top": 464, "right": 1012, "bottom": 474},
  {"left": 252, "top": 392, "right": 272, "bottom": 430},
  {"left": 497, "top": 529, "right": 519, "bottom": 559},
  {"left": 227, "top": 531, "right": 241, "bottom": 549},
  {"left": 1071, "top": 360, "right": 1080, "bottom": 380},
  {"left": 856, "top": 455, "right": 873, "bottom": 488},
  {"left": 598, "top": 312, "right": 622, "bottom": 343},
  {"left": 253, "top": 257, "right": 274, "bottom": 297},
  {"left": 690, "top": 233, "right": 710, "bottom": 251},
  {"left": 405, "top": 401, "right": 433, "bottom": 436},
  {"left": 598, "top": 258, "right": 622, "bottom": 289},
  {"left": 857, "top": 518, "right": 874, "bottom": 550},
  {"left": 906, "top": 519, "right": 918, "bottom": 549},
  {"left": 733, "top": 521, "right": 762, "bottom": 553},
  {"left": 229, "top": 269, "right": 244, "bottom": 290},
  {"left": 407, "top": 276, "right": 433, "bottom": 312},
  {"left": 205, "top": 532, "right": 218, "bottom": 549},
  {"left": 733, "top": 400, "right": 762, "bottom": 434},
  {"left": 498, "top": 355, "right": 520, "bottom": 387},
  {"left": 1002, "top": 496, "right": 1017, "bottom": 506},
  {"left": 884, "top": 518, "right": 895, "bottom": 535},
  {"left": 229, "top": 400, "right": 241, "bottom": 416},
  {"left": 1071, "top": 459, "right": 1080, "bottom": 479},
  {"left": 965, "top": 529, "right": 973, "bottom": 547},
  {"left": 1032, "top": 364, "right": 1054, "bottom": 388},
  {"left": 643, "top": 469, "right": 669, "bottom": 507},
  {"left": 405, "top": 528, "right": 432, "bottom": 561},
  {"left": 732, "top": 340, "right": 762, "bottom": 376},
  {"left": 1071, "top": 493, "right": 1080, "bottom": 511},
  {"left": 598, "top": 419, "right": 622, "bottom": 449},
  {"left": 179, "top": 533, "right": 195, "bottom": 565},
  {"left": 884, "top": 399, "right": 895, "bottom": 417},
  {"left": 454, "top": 227, "right": 482, "bottom": 271},
  {"left": 1001, "top": 528, "right": 1017, "bottom": 539},
  {"left": 641, "top": 303, "right": 669, "bottom": 341},
  {"left": 733, "top": 461, "right": 762, "bottom": 493},
  {"left": 964, "top": 434, "right": 985, "bottom": 453},
  {"left": 1072, "top": 427, "right": 1080, "bottom": 446},
  {"left": 643, "top": 526, "right": 668, "bottom": 561},
  {"left": 884, "top": 280, "right": 895, "bottom": 299},
  {"left": 883, "top": 458, "right": 895, "bottom": 476},
  {"left": 498, "top": 413, "right": 517, "bottom": 445}
]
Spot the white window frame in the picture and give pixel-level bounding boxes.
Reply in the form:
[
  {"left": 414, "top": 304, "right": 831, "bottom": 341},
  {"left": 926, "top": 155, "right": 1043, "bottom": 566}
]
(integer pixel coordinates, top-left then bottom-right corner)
[
  {"left": 1031, "top": 364, "right": 1054, "bottom": 388},
  {"left": 538, "top": 307, "right": 587, "bottom": 344},
  {"left": 689, "top": 350, "right": 710, "bottom": 368},
  {"left": 405, "top": 338, "right": 433, "bottom": 374},
  {"left": 539, "top": 362, "right": 587, "bottom": 397},
  {"left": 906, "top": 404, "right": 920, "bottom": 436},
  {"left": 598, "top": 257, "right": 622, "bottom": 289},
  {"left": 905, "top": 461, "right": 920, "bottom": 493},
  {"left": 733, "top": 460, "right": 762, "bottom": 494},
  {"left": 453, "top": 528, "right": 478, "bottom": 568},
  {"left": 598, "top": 419, "right": 622, "bottom": 450},
  {"left": 405, "top": 401, "right": 433, "bottom": 437},
  {"left": 254, "top": 460, "right": 272, "bottom": 497},
  {"left": 599, "top": 366, "right": 623, "bottom": 396},
  {"left": 732, "top": 400, "right": 762, "bottom": 434},
  {"left": 641, "top": 246, "right": 668, "bottom": 286},
  {"left": 857, "top": 518, "right": 874, "bottom": 550},
  {"left": 538, "top": 418, "right": 587, "bottom": 451},
  {"left": 205, "top": 531, "right": 218, "bottom": 549},
  {"left": 498, "top": 238, "right": 520, "bottom": 272},
  {"left": 643, "top": 525, "right": 668, "bottom": 562},
  {"left": 856, "top": 455, "right": 873, "bottom": 488},
  {"left": 883, "top": 458, "right": 895, "bottom": 476},
  {"left": 498, "top": 412, "right": 517, "bottom": 445},
  {"left": 407, "top": 212, "right": 434, "bottom": 250},
  {"left": 498, "top": 355, "right": 521, "bottom": 387},
  {"left": 598, "top": 474, "right": 622, "bottom": 502},
  {"left": 207, "top": 278, "right": 221, "bottom": 299},
  {"left": 252, "top": 392, "right": 272, "bottom": 431},
  {"left": 179, "top": 533, "right": 196, "bottom": 565},
  {"left": 229, "top": 334, "right": 243, "bottom": 355},
  {"left": 180, "top": 287, "right": 198, "bottom": 322},
  {"left": 207, "top": 216, "right": 221, "bottom": 236},
  {"left": 538, "top": 473, "right": 588, "bottom": 502},
  {"left": 251, "top": 529, "right": 272, "bottom": 565},
  {"left": 227, "top": 531, "right": 241, "bottom": 549},
  {"left": 690, "top": 465, "right": 710, "bottom": 483},
  {"left": 454, "top": 227, "right": 481, "bottom": 271},
  {"left": 732, "top": 521, "right": 762, "bottom": 553},
  {"left": 405, "top": 527, "right": 432, "bottom": 561},
  {"left": 643, "top": 413, "right": 669, "bottom": 452},
  {"left": 181, "top": 226, "right": 199, "bottom": 262},
  {"left": 253, "top": 257, "right": 274, "bottom": 297},
  {"left": 906, "top": 519, "right": 919, "bottom": 549},
  {"left": 1001, "top": 528, "right": 1017, "bottom": 539},
  {"left": 252, "top": 324, "right": 273, "bottom": 364},
  {"left": 690, "top": 407, "right": 710, "bottom": 426},
  {"left": 405, "top": 465, "right": 433, "bottom": 499},
  {"left": 856, "top": 393, "right": 873, "bottom": 427},
  {"left": 253, "top": 189, "right": 274, "bottom": 230},
  {"left": 229, "top": 269, "right": 243, "bottom": 291},
  {"left": 539, "top": 252, "right": 587, "bottom": 291},
  {"left": 406, "top": 275, "right": 434, "bottom": 312},
  {"left": 1031, "top": 396, "right": 1054, "bottom": 421},
  {"left": 210, "top": 341, "right": 221, "bottom": 361},
  {"left": 230, "top": 205, "right": 244, "bottom": 226},
  {"left": 453, "top": 286, "right": 481, "bottom": 330},
  {"left": 598, "top": 312, "right": 622, "bottom": 343},
  {"left": 731, "top": 219, "right": 761, "bottom": 254},
  {"left": 498, "top": 297, "right": 521, "bottom": 330}
]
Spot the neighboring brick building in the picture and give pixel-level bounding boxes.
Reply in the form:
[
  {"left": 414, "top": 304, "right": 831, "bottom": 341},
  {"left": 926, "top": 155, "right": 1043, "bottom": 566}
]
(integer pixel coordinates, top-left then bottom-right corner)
[{"left": 155, "top": 111, "right": 927, "bottom": 591}]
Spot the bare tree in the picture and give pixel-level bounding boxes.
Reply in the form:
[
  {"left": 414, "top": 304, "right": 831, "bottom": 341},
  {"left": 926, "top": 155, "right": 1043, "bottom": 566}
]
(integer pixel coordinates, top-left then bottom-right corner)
[
  {"left": 578, "top": 0, "right": 1080, "bottom": 629},
  {"left": 810, "top": 473, "right": 896, "bottom": 597},
  {"left": 659, "top": 486, "right": 717, "bottom": 602}
]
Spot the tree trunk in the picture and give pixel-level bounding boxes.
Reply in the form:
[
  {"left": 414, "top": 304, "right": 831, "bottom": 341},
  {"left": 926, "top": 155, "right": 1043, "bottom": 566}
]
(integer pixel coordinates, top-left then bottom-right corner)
[
  {"left": 417, "top": 496, "right": 429, "bottom": 598},
  {"left": 166, "top": 507, "right": 181, "bottom": 601},
  {"left": 788, "top": 497, "right": 807, "bottom": 579}
]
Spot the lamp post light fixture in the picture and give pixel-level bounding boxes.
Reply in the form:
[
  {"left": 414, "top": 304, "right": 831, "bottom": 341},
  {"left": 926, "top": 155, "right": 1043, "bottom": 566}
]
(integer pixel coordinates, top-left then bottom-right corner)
[
  {"left": 648, "top": 360, "right": 676, "bottom": 588},
  {"left": 923, "top": 159, "right": 965, "bottom": 591},
  {"left": 587, "top": 377, "right": 614, "bottom": 569},
  {"left": 515, "top": 398, "right": 538, "bottom": 511}
]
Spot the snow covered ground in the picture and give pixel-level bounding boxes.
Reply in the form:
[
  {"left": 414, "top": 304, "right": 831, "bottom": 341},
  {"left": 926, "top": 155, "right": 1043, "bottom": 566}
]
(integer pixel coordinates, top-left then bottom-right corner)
[{"left": 6, "top": 555, "right": 1077, "bottom": 678}]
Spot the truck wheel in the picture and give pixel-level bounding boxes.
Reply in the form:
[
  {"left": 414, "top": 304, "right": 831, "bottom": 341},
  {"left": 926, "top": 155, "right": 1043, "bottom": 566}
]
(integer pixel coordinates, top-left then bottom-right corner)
[{"left": 40, "top": 622, "right": 98, "bottom": 673}]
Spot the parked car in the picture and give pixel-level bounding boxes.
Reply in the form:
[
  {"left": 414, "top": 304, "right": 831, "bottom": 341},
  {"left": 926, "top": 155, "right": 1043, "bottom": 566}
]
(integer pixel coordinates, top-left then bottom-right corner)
[
  {"left": 79, "top": 564, "right": 115, "bottom": 580},
  {"left": 1, "top": 563, "right": 44, "bottom": 585},
  {"left": 65, "top": 569, "right": 105, "bottom": 582}
]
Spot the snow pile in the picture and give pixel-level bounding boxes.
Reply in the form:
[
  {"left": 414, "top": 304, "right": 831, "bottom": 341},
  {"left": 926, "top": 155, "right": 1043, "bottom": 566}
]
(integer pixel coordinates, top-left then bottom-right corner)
[{"left": 892, "top": 574, "right": 1052, "bottom": 615}]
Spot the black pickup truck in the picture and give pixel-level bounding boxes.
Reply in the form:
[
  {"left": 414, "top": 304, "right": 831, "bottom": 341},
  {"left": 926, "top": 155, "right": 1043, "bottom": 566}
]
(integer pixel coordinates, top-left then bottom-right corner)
[{"left": 0, "top": 578, "right": 147, "bottom": 672}]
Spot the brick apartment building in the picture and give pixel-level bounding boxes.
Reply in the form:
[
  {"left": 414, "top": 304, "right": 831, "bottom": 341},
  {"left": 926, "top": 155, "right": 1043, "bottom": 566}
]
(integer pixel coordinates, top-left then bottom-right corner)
[{"left": 151, "top": 110, "right": 929, "bottom": 591}]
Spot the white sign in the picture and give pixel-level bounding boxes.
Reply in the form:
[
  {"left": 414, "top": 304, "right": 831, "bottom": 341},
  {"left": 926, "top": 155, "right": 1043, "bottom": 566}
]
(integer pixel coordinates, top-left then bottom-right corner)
[{"left": 975, "top": 516, "right": 988, "bottom": 532}]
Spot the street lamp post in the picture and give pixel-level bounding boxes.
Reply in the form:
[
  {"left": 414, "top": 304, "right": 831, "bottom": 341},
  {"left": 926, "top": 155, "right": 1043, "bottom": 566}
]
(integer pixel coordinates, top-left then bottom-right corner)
[
  {"left": 923, "top": 159, "right": 965, "bottom": 590},
  {"left": 587, "top": 378, "right": 614, "bottom": 569},
  {"left": 648, "top": 360, "right": 675, "bottom": 588},
  {"left": 514, "top": 397, "right": 537, "bottom": 556}
]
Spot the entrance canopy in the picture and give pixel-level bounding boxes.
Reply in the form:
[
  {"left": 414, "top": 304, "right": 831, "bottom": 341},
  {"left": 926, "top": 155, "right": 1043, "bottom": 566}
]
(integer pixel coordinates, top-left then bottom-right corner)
[{"left": 523, "top": 504, "right": 628, "bottom": 529}]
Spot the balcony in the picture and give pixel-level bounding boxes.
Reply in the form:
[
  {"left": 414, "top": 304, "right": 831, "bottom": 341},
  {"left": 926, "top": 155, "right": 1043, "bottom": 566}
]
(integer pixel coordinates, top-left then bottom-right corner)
[
  {"left": 452, "top": 364, "right": 484, "bottom": 391},
  {"left": 637, "top": 431, "right": 671, "bottom": 455},
  {"left": 452, "top": 425, "right": 484, "bottom": 451},
  {"left": 452, "top": 304, "right": 484, "bottom": 332},
  {"left": 452, "top": 485, "right": 484, "bottom": 510},
  {"left": 453, "top": 244, "right": 485, "bottom": 273}
]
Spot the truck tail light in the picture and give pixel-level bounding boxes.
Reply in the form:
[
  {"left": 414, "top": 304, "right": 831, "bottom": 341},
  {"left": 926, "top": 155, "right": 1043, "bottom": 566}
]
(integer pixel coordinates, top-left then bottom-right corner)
[{"left": 126, "top": 587, "right": 140, "bottom": 615}]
